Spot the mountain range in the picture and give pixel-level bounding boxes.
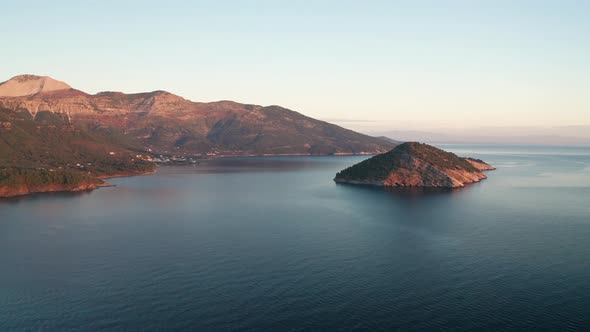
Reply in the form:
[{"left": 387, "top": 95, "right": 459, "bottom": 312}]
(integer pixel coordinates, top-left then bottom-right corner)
[{"left": 0, "top": 74, "right": 394, "bottom": 157}]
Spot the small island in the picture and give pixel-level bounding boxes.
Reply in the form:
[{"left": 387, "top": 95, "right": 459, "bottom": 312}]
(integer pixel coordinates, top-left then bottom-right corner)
[{"left": 334, "top": 142, "right": 495, "bottom": 188}]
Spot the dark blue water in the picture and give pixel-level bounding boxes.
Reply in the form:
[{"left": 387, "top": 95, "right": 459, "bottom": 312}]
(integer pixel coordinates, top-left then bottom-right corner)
[{"left": 1, "top": 145, "right": 590, "bottom": 331}]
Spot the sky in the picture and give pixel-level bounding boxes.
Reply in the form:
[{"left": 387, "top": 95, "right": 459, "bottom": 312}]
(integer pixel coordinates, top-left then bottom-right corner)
[{"left": 1, "top": 0, "right": 588, "bottom": 134}]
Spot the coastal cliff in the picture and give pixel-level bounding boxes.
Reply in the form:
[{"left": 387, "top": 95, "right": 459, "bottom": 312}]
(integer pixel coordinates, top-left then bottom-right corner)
[{"left": 334, "top": 142, "right": 495, "bottom": 188}]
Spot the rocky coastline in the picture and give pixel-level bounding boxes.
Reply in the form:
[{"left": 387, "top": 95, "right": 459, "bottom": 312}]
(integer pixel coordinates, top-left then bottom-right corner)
[
  {"left": 0, "top": 169, "right": 155, "bottom": 199},
  {"left": 0, "top": 180, "right": 109, "bottom": 198}
]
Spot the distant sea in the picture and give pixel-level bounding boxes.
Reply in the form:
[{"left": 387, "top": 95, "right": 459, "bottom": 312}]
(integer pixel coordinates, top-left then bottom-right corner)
[{"left": 1, "top": 145, "right": 589, "bottom": 331}]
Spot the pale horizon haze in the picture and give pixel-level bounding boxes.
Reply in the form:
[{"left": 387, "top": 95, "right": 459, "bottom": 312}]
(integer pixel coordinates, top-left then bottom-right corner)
[{"left": 1, "top": 0, "right": 588, "bottom": 138}]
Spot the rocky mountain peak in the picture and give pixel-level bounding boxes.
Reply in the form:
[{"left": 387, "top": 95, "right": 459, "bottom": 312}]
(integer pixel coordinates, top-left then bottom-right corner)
[{"left": 0, "top": 74, "right": 71, "bottom": 97}]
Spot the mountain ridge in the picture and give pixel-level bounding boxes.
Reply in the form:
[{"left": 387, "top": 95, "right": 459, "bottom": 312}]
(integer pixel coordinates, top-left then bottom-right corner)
[{"left": 0, "top": 74, "right": 395, "bottom": 157}]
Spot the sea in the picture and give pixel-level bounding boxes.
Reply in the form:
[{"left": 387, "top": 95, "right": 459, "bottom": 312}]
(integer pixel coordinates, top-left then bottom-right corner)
[{"left": 1, "top": 145, "right": 589, "bottom": 331}]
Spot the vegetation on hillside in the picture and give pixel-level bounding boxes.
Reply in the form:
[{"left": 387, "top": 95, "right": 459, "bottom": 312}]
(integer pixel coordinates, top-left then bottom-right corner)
[
  {"left": 0, "top": 168, "right": 102, "bottom": 188},
  {"left": 335, "top": 142, "right": 480, "bottom": 181},
  {"left": 196, "top": 105, "right": 395, "bottom": 155},
  {"left": 0, "top": 108, "right": 155, "bottom": 196}
]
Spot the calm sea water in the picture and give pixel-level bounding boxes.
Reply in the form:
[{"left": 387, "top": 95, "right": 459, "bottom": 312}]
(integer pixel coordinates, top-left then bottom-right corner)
[{"left": 1, "top": 145, "right": 590, "bottom": 331}]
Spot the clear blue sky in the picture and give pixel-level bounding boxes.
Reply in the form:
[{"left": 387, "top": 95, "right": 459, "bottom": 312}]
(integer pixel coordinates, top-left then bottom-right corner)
[{"left": 1, "top": 0, "right": 588, "bottom": 131}]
